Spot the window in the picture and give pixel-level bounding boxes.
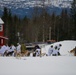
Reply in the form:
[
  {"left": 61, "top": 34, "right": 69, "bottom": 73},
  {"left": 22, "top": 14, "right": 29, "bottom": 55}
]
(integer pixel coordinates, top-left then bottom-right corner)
[
  {"left": 0, "top": 25, "right": 3, "bottom": 31},
  {"left": 1, "top": 39, "right": 3, "bottom": 44}
]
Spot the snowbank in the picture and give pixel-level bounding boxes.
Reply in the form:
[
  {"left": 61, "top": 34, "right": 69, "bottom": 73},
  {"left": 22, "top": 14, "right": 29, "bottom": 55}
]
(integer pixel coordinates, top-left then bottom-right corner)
[{"left": 41, "top": 40, "right": 76, "bottom": 56}]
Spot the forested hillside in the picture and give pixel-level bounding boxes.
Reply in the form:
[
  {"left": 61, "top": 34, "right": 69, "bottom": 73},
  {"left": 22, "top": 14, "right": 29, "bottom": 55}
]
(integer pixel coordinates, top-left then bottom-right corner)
[{"left": 1, "top": 0, "right": 76, "bottom": 45}]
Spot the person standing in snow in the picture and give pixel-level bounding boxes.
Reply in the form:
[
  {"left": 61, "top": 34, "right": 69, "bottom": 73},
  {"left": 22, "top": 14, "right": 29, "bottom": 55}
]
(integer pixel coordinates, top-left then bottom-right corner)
[
  {"left": 56, "top": 44, "right": 62, "bottom": 56},
  {"left": 9, "top": 44, "right": 16, "bottom": 56},
  {"left": 52, "top": 46, "right": 58, "bottom": 56},
  {"left": 0, "top": 45, "right": 7, "bottom": 56},
  {"left": 48, "top": 45, "right": 53, "bottom": 56},
  {"left": 4, "top": 44, "right": 16, "bottom": 56},
  {"left": 36, "top": 48, "right": 41, "bottom": 57},
  {"left": 16, "top": 43, "right": 21, "bottom": 56},
  {"left": 1, "top": 44, "right": 10, "bottom": 56},
  {"left": 33, "top": 45, "right": 41, "bottom": 57}
]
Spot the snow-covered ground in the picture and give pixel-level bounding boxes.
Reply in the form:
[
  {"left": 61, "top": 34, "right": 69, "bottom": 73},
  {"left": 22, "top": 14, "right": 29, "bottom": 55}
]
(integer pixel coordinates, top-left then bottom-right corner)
[
  {"left": 0, "top": 56, "right": 76, "bottom": 75},
  {"left": 0, "top": 40, "right": 76, "bottom": 75}
]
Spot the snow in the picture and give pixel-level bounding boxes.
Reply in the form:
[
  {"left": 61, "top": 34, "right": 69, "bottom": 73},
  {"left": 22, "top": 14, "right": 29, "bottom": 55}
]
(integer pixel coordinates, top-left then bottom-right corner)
[
  {"left": 41, "top": 40, "right": 76, "bottom": 56},
  {"left": 0, "top": 56, "right": 76, "bottom": 75},
  {"left": 0, "top": 40, "right": 76, "bottom": 75},
  {"left": 0, "top": 0, "right": 73, "bottom": 9}
]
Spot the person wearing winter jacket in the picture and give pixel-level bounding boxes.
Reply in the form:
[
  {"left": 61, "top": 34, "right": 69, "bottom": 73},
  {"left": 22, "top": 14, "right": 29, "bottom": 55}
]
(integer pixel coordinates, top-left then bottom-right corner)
[
  {"left": 52, "top": 46, "right": 58, "bottom": 56},
  {"left": 0, "top": 44, "right": 10, "bottom": 56},
  {"left": 10, "top": 44, "right": 16, "bottom": 52},
  {"left": 48, "top": 45, "right": 53, "bottom": 56},
  {"left": 56, "top": 44, "right": 62, "bottom": 56},
  {"left": 16, "top": 43, "right": 21, "bottom": 56},
  {"left": 8, "top": 44, "right": 16, "bottom": 56},
  {"left": 33, "top": 45, "right": 41, "bottom": 57}
]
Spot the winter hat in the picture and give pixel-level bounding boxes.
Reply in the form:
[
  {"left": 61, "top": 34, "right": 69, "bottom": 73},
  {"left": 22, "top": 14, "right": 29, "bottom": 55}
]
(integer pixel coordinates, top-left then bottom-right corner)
[
  {"left": 51, "top": 45, "right": 53, "bottom": 48},
  {"left": 59, "top": 44, "right": 62, "bottom": 47},
  {"left": 55, "top": 46, "right": 57, "bottom": 50}
]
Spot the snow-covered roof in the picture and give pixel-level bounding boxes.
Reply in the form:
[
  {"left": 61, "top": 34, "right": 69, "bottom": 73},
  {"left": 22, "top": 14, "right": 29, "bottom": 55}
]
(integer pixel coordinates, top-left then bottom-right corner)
[{"left": 0, "top": 18, "right": 4, "bottom": 24}]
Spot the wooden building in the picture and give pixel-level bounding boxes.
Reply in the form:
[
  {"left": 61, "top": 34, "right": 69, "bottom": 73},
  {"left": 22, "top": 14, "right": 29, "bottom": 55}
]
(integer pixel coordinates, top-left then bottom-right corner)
[{"left": 0, "top": 18, "right": 8, "bottom": 46}]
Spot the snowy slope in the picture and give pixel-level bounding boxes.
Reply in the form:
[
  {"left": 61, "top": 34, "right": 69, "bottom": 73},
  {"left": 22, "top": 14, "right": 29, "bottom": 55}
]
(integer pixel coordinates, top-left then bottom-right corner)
[
  {"left": 0, "top": 0, "right": 73, "bottom": 18},
  {"left": 41, "top": 40, "right": 76, "bottom": 56},
  {"left": 0, "top": 0, "right": 73, "bottom": 9}
]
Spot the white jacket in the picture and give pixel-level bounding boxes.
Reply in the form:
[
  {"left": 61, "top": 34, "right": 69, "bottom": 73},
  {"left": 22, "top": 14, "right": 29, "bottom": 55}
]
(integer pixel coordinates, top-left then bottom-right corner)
[
  {"left": 16, "top": 45, "right": 21, "bottom": 52},
  {"left": 36, "top": 48, "right": 41, "bottom": 56},
  {"left": 48, "top": 47, "right": 53, "bottom": 56},
  {"left": 10, "top": 45, "right": 16, "bottom": 51}
]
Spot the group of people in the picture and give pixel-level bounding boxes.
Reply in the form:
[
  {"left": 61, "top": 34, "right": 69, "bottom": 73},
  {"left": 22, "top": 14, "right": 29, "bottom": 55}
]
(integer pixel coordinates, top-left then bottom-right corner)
[
  {"left": 0, "top": 43, "right": 41, "bottom": 57},
  {"left": 31, "top": 44, "right": 62, "bottom": 57},
  {"left": 0, "top": 43, "right": 21, "bottom": 56},
  {"left": 48, "top": 44, "right": 62, "bottom": 56},
  {"left": 0, "top": 43, "right": 62, "bottom": 57}
]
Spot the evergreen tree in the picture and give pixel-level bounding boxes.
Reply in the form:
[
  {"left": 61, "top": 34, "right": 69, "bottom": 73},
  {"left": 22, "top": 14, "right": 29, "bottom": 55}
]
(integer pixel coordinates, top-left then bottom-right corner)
[
  {"left": 21, "top": 16, "right": 29, "bottom": 43},
  {"left": 59, "top": 9, "right": 70, "bottom": 40},
  {"left": 70, "top": 0, "right": 76, "bottom": 39},
  {"left": 8, "top": 9, "right": 13, "bottom": 45},
  {"left": 2, "top": 7, "right": 9, "bottom": 37}
]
